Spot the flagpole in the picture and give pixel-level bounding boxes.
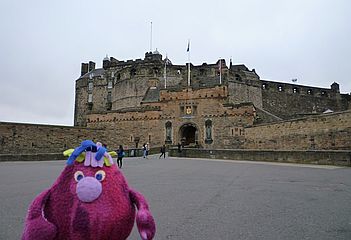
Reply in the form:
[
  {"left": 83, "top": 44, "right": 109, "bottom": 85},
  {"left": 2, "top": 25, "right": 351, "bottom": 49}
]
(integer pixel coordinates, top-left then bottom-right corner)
[
  {"left": 219, "top": 58, "right": 222, "bottom": 85},
  {"left": 164, "top": 55, "right": 167, "bottom": 89},
  {"left": 187, "top": 39, "right": 190, "bottom": 87},
  {"left": 150, "top": 21, "right": 153, "bottom": 52}
]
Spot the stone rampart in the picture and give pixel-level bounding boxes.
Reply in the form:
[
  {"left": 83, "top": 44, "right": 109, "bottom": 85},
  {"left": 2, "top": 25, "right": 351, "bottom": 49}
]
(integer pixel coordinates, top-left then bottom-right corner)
[
  {"left": 245, "top": 110, "right": 351, "bottom": 150},
  {"left": 169, "top": 148, "right": 351, "bottom": 166},
  {"left": 0, "top": 122, "right": 106, "bottom": 155},
  {"left": 261, "top": 80, "right": 348, "bottom": 119}
]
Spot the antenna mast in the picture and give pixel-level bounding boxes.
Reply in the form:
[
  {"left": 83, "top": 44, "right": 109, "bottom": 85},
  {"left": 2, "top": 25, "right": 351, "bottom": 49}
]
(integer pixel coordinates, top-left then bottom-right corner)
[
  {"left": 219, "top": 58, "right": 222, "bottom": 85},
  {"left": 187, "top": 39, "right": 190, "bottom": 87},
  {"left": 150, "top": 21, "right": 153, "bottom": 52}
]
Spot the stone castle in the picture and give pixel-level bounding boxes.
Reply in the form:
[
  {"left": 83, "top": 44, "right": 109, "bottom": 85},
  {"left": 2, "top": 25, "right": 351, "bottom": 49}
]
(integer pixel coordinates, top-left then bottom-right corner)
[
  {"left": 74, "top": 51, "right": 350, "bottom": 150},
  {"left": 1, "top": 51, "right": 350, "bottom": 160}
]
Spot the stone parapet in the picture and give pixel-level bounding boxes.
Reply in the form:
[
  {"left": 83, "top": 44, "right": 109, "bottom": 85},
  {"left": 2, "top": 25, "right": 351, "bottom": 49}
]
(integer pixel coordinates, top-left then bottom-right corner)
[
  {"left": 0, "top": 153, "right": 64, "bottom": 162},
  {"left": 169, "top": 148, "right": 351, "bottom": 166}
]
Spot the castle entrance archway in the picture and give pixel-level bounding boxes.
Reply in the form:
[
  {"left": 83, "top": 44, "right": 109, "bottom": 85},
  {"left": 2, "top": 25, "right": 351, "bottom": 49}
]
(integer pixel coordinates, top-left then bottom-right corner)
[{"left": 179, "top": 123, "right": 198, "bottom": 146}]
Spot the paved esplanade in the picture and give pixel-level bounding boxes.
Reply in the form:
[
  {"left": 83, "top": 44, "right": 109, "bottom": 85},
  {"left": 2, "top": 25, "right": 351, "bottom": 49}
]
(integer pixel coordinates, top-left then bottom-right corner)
[{"left": 1, "top": 156, "right": 350, "bottom": 240}]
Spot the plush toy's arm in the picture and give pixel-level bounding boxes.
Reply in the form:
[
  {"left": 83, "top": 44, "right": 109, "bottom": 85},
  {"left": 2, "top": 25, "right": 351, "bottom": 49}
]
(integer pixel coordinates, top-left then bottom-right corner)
[
  {"left": 22, "top": 189, "right": 57, "bottom": 240},
  {"left": 129, "top": 189, "right": 156, "bottom": 240}
]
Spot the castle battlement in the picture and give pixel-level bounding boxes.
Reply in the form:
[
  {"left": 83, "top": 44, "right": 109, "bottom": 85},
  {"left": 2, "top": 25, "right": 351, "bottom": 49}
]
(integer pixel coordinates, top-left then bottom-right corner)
[{"left": 74, "top": 52, "right": 350, "bottom": 130}]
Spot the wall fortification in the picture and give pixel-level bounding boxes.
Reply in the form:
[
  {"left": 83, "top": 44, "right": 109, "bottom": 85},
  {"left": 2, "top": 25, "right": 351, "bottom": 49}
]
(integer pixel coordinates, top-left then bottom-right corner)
[
  {"left": 67, "top": 51, "right": 351, "bottom": 152},
  {"left": 75, "top": 51, "right": 350, "bottom": 127},
  {"left": 1, "top": 51, "right": 350, "bottom": 160}
]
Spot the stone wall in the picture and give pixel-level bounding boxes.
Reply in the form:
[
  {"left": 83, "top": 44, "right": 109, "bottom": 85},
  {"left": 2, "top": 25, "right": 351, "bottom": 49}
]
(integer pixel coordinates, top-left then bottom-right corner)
[
  {"left": 261, "top": 80, "right": 348, "bottom": 119},
  {"left": 74, "top": 72, "right": 110, "bottom": 126},
  {"left": 168, "top": 148, "right": 351, "bottom": 166},
  {"left": 244, "top": 110, "right": 351, "bottom": 150},
  {"left": 0, "top": 153, "right": 64, "bottom": 162},
  {"left": 1, "top": 111, "right": 350, "bottom": 162},
  {"left": 112, "top": 75, "right": 153, "bottom": 110},
  {"left": 86, "top": 87, "right": 255, "bottom": 150},
  {"left": 87, "top": 110, "right": 164, "bottom": 150},
  {"left": 0, "top": 122, "right": 106, "bottom": 155},
  {"left": 75, "top": 53, "right": 350, "bottom": 129},
  {"left": 228, "top": 80, "right": 262, "bottom": 109},
  {"left": 102, "top": 61, "right": 230, "bottom": 111},
  {"left": 74, "top": 54, "right": 233, "bottom": 127},
  {"left": 74, "top": 78, "right": 90, "bottom": 126}
]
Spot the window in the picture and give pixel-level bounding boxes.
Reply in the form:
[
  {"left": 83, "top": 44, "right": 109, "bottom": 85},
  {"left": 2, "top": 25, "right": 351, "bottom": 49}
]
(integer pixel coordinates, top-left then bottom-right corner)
[
  {"left": 293, "top": 87, "right": 299, "bottom": 93},
  {"left": 177, "top": 69, "right": 181, "bottom": 74},
  {"left": 262, "top": 84, "right": 266, "bottom": 90},
  {"left": 88, "top": 93, "right": 93, "bottom": 103},
  {"left": 88, "top": 82, "right": 93, "bottom": 91},
  {"left": 307, "top": 89, "right": 313, "bottom": 95},
  {"left": 278, "top": 86, "right": 283, "bottom": 92}
]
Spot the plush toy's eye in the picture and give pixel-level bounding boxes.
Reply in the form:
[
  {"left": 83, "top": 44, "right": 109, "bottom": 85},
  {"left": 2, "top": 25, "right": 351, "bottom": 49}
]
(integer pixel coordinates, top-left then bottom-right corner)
[
  {"left": 95, "top": 170, "right": 106, "bottom": 181},
  {"left": 74, "top": 171, "right": 84, "bottom": 182}
]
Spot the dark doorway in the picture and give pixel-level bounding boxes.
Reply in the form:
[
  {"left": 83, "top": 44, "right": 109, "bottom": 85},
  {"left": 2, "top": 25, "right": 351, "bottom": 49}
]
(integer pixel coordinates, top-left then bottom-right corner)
[{"left": 180, "top": 125, "right": 197, "bottom": 146}]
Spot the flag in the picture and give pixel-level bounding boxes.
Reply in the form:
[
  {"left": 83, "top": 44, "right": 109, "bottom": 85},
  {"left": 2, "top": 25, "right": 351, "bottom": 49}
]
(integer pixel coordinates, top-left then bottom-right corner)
[{"left": 187, "top": 40, "right": 190, "bottom": 52}]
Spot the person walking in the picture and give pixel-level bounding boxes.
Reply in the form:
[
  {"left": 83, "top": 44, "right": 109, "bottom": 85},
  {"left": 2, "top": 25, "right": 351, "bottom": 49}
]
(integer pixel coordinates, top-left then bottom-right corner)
[
  {"left": 159, "top": 145, "right": 166, "bottom": 158},
  {"left": 146, "top": 142, "right": 150, "bottom": 157},
  {"left": 117, "top": 145, "right": 125, "bottom": 168},
  {"left": 142, "top": 143, "right": 148, "bottom": 158}
]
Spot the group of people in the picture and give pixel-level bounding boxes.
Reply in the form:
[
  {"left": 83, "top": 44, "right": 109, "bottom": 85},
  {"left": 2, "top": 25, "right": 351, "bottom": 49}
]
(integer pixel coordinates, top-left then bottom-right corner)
[
  {"left": 101, "top": 142, "right": 168, "bottom": 169},
  {"left": 143, "top": 143, "right": 166, "bottom": 159}
]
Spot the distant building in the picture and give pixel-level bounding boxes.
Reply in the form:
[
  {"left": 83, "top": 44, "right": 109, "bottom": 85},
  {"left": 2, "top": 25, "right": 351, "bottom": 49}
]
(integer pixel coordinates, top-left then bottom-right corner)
[{"left": 74, "top": 51, "right": 350, "bottom": 149}]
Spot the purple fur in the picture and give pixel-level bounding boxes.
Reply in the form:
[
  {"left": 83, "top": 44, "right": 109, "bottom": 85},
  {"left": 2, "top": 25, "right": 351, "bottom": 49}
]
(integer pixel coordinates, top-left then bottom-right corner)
[{"left": 22, "top": 162, "right": 156, "bottom": 240}]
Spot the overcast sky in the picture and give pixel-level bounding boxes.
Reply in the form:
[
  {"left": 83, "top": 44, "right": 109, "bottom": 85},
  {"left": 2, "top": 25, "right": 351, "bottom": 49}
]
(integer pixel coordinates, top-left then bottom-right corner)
[{"left": 0, "top": 0, "right": 350, "bottom": 126}]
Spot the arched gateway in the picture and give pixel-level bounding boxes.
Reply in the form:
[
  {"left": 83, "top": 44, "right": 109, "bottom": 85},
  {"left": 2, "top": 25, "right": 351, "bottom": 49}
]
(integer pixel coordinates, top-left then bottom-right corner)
[{"left": 179, "top": 123, "right": 198, "bottom": 146}]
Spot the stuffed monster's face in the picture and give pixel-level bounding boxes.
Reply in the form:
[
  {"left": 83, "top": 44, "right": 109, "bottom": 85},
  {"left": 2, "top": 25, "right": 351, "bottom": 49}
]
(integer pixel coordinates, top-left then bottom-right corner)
[
  {"left": 73, "top": 164, "right": 110, "bottom": 202},
  {"left": 57, "top": 162, "right": 131, "bottom": 206}
]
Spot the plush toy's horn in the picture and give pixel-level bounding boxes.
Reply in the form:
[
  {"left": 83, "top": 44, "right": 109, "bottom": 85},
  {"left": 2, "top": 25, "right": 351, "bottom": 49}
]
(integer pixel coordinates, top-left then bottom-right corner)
[
  {"left": 66, "top": 140, "right": 95, "bottom": 165},
  {"left": 66, "top": 140, "right": 114, "bottom": 167}
]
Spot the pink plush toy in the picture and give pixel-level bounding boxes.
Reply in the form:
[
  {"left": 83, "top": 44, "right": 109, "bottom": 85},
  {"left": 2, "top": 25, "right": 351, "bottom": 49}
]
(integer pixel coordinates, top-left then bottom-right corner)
[{"left": 22, "top": 140, "right": 156, "bottom": 240}]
